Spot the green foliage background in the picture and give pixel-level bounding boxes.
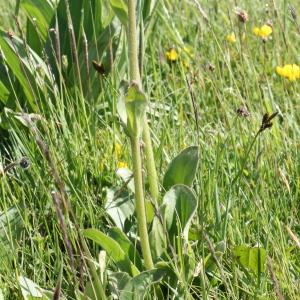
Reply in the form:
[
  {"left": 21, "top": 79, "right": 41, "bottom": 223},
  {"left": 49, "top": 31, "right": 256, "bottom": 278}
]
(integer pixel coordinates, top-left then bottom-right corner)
[{"left": 0, "top": 0, "right": 299, "bottom": 299}]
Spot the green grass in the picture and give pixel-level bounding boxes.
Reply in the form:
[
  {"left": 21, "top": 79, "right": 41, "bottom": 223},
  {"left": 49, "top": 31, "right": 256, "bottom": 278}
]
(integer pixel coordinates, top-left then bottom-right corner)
[{"left": 0, "top": 0, "right": 300, "bottom": 299}]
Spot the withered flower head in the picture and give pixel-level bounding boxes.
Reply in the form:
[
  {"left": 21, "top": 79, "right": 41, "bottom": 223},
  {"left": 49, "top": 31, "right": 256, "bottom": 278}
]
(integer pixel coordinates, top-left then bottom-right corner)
[
  {"left": 207, "top": 63, "right": 215, "bottom": 72},
  {"left": 92, "top": 60, "right": 106, "bottom": 75},
  {"left": 259, "top": 111, "right": 278, "bottom": 133},
  {"left": 237, "top": 105, "right": 250, "bottom": 117},
  {"left": 19, "top": 157, "right": 30, "bottom": 170},
  {"left": 236, "top": 8, "right": 248, "bottom": 23}
]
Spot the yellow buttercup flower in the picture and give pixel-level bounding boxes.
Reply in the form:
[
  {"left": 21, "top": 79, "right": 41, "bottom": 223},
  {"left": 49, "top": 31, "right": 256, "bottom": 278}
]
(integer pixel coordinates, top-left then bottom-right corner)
[
  {"left": 226, "top": 33, "right": 236, "bottom": 43},
  {"left": 253, "top": 25, "right": 272, "bottom": 38},
  {"left": 276, "top": 64, "right": 300, "bottom": 81},
  {"left": 166, "top": 48, "right": 178, "bottom": 62},
  {"left": 117, "top": 161, "right": 128, "bottom": 169}
]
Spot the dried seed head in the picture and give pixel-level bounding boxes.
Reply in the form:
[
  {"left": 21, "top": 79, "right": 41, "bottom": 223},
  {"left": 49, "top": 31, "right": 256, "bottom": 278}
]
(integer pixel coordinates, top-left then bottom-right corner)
[
  {"left": 19, "top": 157, "right": 30, "bottom": 169},
  {"left": 207, "top": 63, "right": 215, "bottom": 72},
  {"left": 236, "top": 8, "right": 248, "bottom": 23},
  {"left": 92, "top": 60, "right": 106, "bottom": 75},
  {"left": 259, "top": 111, "right": 278, "bottom": 132},
  {"left": 236, "top": 105, "right": 250, "bottom": 117}
]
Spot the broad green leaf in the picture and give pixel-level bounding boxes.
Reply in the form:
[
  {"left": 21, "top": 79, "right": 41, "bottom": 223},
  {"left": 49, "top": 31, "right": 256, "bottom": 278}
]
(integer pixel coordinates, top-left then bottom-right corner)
[
  {"left": 0, "top": 289, "right": 4, "bottom": 300},
  {"left": 119, "top": 269, "right": 166, "bottom": 300},
  {"left": 109, "top": 0, "right": 128, "bottom": 27},
  {"left": 83, "top": 228, "right": 139, "bottom": 276},
  {"left": 184, "top": 243, "right": 196, "bottom": 282},
  {"left": 125, "top": 84, "right": 148, "bottom": 138},
  {"left": 26, "top": 19, "right": 43, "bottom": 56},
  {"left": 149, "top": 216, "right": 166, "bottom": 259},
  {"left": 19, "top": 276, "right": 48, "bottom": 299},
  {"left": 21, "top": 0, "right": 54, "bottom": 41},
  {"left": 233, "top": 245, "right": 266, "bottom": 275},
  {"left": 161, "top": 184, "right": 198, "bottom": 240},
  {"left": 0, "top": 33, "right": 35, "bottom": 108},
  {"left": 142, "top": 0, "right": 158, "bottom": 22},
  {"left": 105, "top": 187, "right": 134, "bottom": 230},
  {"left": 108, "top": 227, "right": 143, "bottom": 271},
  {"left": 108, "top": 272, "right": 132, "bottom": 299},
  {"left": 163, "top": 146, "right": 199, "bottom": 191},
  {"left": 0, "top": 31, "right": 56, "bottom": 109},
  {"left": 145, "top": 199, "right": 154, "bottom": 224}
]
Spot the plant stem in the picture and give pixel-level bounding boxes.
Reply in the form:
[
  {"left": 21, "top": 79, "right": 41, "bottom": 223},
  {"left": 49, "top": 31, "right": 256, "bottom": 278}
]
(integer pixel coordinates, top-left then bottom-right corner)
[
  {"left": 128, "top": 0, "right": 154, "bottom": 269},
  {"left": 131, "top": 136, "right": 154, "bottom": 269},
  {"left": 128, "top": 0, "right": 159, "bottom": 204},
  {"left": 142, "top": 123, "right": 159, "bottom": 201},
  {"left": 128, "top": 0, "right": 140, "bottom": 82},
  {"left": 15, "top": 0, "right": 20, "bottom": 16}
]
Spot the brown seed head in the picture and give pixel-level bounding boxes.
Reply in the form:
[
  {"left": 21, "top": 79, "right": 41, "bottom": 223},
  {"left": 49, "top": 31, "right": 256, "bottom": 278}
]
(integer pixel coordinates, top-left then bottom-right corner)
[
  {"left": 237, "top": 105, "right": 250, "bottom": 117},
  {"left": 236, "top": 9, "right": 248, "bottom": 23}
]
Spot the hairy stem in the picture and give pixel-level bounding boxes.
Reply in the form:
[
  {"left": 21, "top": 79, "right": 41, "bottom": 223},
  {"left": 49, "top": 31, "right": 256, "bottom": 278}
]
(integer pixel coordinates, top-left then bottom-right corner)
[
  {"left": 128, "top": 0, "right": 159, "bottom": 204},
  {"left": 128, "top": 0, "right": 154, "bottom": 269},
  {"left": 131, "top": 136, "right": 154, "bottom": 269}
]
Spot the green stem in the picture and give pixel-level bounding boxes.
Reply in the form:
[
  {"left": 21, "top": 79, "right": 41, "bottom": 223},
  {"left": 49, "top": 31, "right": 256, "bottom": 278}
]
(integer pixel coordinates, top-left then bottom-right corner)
[
  {"left": 128, "top": 0, "right": 154, "bottom": 269},
  {"left": 131, "top": 136, "right": 154, "bottom": 269},
  {"left": 128, "top": 0, "right": 140, "bottom": 82},
  {"left": 15, "top": 0, "right": 20, "bottom": 16},
  {"left": 128, "top": 0, "right": 159, "bottom": 204},
  {"left": 142, "top": 123, "right": 159, "bottom": 201}
]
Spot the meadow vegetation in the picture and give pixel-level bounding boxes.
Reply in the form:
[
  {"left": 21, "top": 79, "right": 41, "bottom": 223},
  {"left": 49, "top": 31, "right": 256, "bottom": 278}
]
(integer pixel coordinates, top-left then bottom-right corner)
[{"left": 0, "top": 0, "right": 299, "bottom": 299}]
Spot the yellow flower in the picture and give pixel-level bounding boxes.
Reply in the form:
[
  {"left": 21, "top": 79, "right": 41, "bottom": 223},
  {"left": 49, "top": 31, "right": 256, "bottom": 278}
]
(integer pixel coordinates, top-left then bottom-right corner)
[
  {"left": 226, "top": 33, "right": 236, "bottom": 43},
  {"left": 253, "top": 25, "right": 272, "bottom": 38},
  {"left": 117, "top": 161, "right": 128, "bottom": 169},
  {"left": 166, "top": 48, "right": 178, "bottom": 62},
  {"left": 276, "top": 64, "right": 300, "bottom": 81}
]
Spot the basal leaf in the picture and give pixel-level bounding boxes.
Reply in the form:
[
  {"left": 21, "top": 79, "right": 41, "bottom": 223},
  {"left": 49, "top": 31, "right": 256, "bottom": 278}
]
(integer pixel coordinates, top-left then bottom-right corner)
[
  {"left": 161, "top": 184, "right": 197, "bottom": 241},
  {"left": 105, "top": 187, "right": 135, "bottom": 230},
  {"left": 83, "top": 228, "right": 139, "bottom": 276},
  {"left": 163, "top": 146, "right": 199, "bottom": 191},
  {"left": 149, "top": 216, "right": 166, "bottom": 259},
  {"left": 108, "top": 227, "right": 143, "bottom": 271},
  {"left": 119, "top": 269, "right": 166, "bottom": 300},
  {"left": 108, "top": 272, "right": 131, "bottom": 299},
  {"left": 233, "top": 245, "right": 266, "bottom": 275},
  {"left": 109, "top": 0, "right": 128, "bottom": 27}
]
